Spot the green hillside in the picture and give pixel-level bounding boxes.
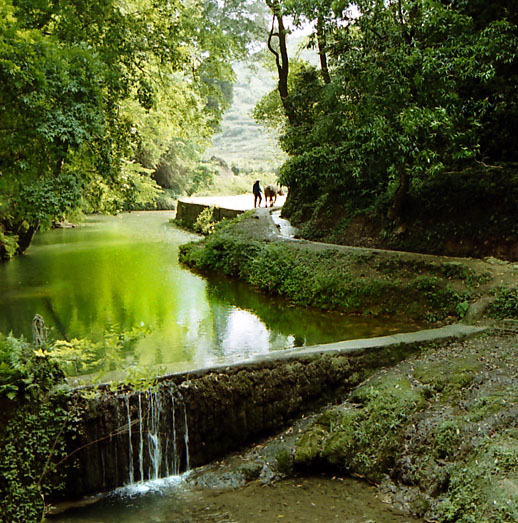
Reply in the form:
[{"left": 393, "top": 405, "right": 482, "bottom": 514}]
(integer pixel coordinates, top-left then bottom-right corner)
[
  {"left": 206, "top": 36, "right": 316, "bottom": 171},
  {"left": 206, "top": 62, "right": 285, "bottom": 171}
]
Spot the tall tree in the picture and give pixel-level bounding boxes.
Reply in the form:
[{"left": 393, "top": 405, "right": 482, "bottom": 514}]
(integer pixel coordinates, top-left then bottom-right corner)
[
  {"left": 0, "top": 0, "right": 266, "bottom": 258},
  {"left": 259, "top": 0, "right": 518, "bottom": 221}
]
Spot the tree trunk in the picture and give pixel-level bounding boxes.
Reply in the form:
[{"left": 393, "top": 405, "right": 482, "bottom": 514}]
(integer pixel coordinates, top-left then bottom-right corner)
[
  {"left": 387, "top": 166, "right": 409, "bottom": 221},
  {"left": 316, "top": 16, "right": 331, "bottom": 85},
  {"left": 266, "top": 1, "right": 296, "bottom": 124},
  {"left": 16, "top": 223, "right": 39, "bottom": 255}
]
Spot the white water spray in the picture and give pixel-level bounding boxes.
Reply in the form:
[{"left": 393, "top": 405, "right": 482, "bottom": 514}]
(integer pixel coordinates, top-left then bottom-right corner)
[
  {"left": 125, "top": 395, "right": 134, "bottom": 484},
  {"left": 123, "top": 387, "right": 190, "bottom": 486}
]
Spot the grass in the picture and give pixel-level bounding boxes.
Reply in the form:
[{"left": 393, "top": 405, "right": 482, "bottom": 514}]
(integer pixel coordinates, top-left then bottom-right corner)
[{"left": 179, "top": 219, "right": 477, "bottom": 322}]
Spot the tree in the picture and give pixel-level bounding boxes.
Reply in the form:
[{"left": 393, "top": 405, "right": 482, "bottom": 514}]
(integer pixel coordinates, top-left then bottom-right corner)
[
  {"left": 0, "top": 0, "right": 267, "bottom": 258},
  {"left": 258, "top": 0, "right": 518, "bottom": 222}
]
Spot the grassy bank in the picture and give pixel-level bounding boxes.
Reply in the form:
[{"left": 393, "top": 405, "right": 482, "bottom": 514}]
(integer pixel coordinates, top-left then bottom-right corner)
[
  {"left": 292, "top": 331, "right": 518, "bottom": 522},
  {"left": 178, "top": 213, "right": 511, "bottom": 324}
]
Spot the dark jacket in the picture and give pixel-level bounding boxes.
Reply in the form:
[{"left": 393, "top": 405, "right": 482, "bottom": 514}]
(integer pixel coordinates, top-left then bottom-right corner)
[{"left": 252, "top": 181, "right": 262, "bottom": 195}]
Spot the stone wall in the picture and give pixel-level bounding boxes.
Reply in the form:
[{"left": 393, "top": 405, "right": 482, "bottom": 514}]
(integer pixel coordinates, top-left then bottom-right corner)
[
  {"left": 63, "top": 341, "right": 422, "bottom": 498},
  {"left": 175, "top": 200, "right": 243, "bottom": 228}
]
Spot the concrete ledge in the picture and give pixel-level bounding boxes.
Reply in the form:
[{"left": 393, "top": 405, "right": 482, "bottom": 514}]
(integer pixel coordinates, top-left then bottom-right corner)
[
  {"left": 63, "top": 324, "right": 485, "bottom": 497},
  {"left": 176, "top": 199, "right": 243, "bottom": 228},
  {"left": 269, "top": 324, "right": 486, "bottom": 360}
]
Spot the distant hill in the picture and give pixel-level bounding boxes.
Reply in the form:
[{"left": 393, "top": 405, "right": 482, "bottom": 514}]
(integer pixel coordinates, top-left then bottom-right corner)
[
  {"left": 206, "top": 35, "right": 317, "bottom": 172},
  {"left": 205, "top": 61, "right": 285, "bottom": 171}
]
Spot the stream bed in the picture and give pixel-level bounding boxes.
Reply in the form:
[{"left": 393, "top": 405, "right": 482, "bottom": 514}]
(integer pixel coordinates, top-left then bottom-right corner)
[{"left": 49, "top": 474, "right": 420, "bottom": 522}]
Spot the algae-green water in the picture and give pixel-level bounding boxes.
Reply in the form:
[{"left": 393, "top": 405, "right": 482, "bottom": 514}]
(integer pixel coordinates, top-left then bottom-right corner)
[{"left": 0, "top": 212, "right": 417, "bottom": 381}]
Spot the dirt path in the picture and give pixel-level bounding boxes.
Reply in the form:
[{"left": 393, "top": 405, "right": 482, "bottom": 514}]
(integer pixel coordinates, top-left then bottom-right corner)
[{"left": 181, "top": 194, "right": 287, "bottom": 211}]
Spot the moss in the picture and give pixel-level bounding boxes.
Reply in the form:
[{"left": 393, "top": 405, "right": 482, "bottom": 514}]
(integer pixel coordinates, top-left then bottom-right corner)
[
  {"left": 434, "top": 420, "right": 463, "bottom": 459},
  {"left": 351, "top": 374, "right": 424, "bottom": 405},
  {"left": 275, "top": 448, "right": 294, "bottom": 475},
  {"left": 294, "top": 424, "right": 331, "bottom": 465},
  {"left": 466, "top": 393, "right": 515, "bottom": 423},
  {"left": 413, "top": 357, "right": 483, "bottom": 398},
  {"left": 437, "top": 431, "right": 518, "bottom": 522},
  {"left": 292, "top": 333, "right": 517, "bottom": 520},
  {"left": 295, "top": 374, "right": 427, "bottom": 481}
]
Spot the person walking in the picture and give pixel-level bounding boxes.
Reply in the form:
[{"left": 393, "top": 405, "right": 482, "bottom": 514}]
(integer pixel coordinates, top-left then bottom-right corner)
[{"left": 252, "top": 180, "right": 263, "bottom": 208}]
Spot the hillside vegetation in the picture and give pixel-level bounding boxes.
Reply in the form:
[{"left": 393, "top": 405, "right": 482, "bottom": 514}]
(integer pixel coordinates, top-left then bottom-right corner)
[{"left": 255, "top": 1, "right": 518, "bottom": 261}]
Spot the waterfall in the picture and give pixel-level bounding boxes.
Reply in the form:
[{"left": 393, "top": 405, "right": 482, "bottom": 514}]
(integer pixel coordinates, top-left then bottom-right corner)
[
  {"left": 125, "top": 396, "right": 135, "bottom": 484},
  {"left": 123, "top": 385, "right": 190, "bottom": 486},
  {"left": 170, "top": 389, "right": 179, "bottom": 476},
  {"left": 183, "top": 400, "right": 190, "bottom": 471},
  {"left": 147, "top": 391, "right": 162, "bottom": 480},
  {"left": 138, "top": 393, "right": 144, "bottom": 482}
]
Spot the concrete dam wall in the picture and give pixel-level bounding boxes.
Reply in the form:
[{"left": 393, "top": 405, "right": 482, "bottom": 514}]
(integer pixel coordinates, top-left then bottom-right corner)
[
  {"left": 63, "top": 325, "right": 483, "bottom": 498},
  {"left": 175, "top": 199, "right": 243, "bottom": 228}
]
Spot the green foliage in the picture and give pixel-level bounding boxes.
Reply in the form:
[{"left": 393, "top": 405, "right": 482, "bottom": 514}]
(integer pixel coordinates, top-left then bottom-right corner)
[
  {"left": 0, "top": 333, "right": 72, "bottom": 522},
  {"left": 261, "top": 0, "right": 518, "bottom": 244},
  {"left": 488, "top": 286, "right": 518, "bottom": 319},
  {"left": 0, "top": 397, "right": 75, "bottom": 523},
  {"left": 154, "top": 189, "right": 177, "bottom": 211},
  {"left": 187, "top": 165, "right": 218, "bottom": 196},
  {"left": 0, "top": 227, "right": 18, "bottom": 260},
  {"left": 0, "top": 334, "right": 64, "bottom": 400},
  {"left": 193, "top": 207, "right": 218, "bottom": 235},
  {"left": 49, "top": 324, "right": 151, "bottom": 378},
  {"left": 434, "top": 421, "right": 463, "bottom": 459},
  {"left": 179, "top": 221, "right": 471, "bottom": 321},
  {"left": 437, "top": 432, "right": 518, "bottom": 523},
  {"left": 1, "top": 0, "right": 267, "bottom": 255}
]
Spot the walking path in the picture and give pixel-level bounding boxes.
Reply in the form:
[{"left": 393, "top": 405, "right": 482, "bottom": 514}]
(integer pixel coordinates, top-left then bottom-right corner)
[{"left": 180, "top": 194, "right": 287, "bottom": 211}]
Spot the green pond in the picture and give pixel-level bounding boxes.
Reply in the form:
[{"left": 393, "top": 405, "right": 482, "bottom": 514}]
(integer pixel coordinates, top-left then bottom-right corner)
[{"left": 0, "top": 211, "right": 417, "bottom": 382}]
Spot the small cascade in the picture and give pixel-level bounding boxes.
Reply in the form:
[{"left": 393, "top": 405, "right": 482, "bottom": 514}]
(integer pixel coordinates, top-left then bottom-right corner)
[
  {"left": 183, "top": 400, "right": 190, "bottom": 471},
  {"left": 170, "top": 387, "right": 179, "bottom": 476},
  {"left": 138, "top": 393, "right": 144, "bottom": 482},
  {"left": 271, "top": 210, "right": 298, "bottom": 238},
  {"left": 147, "top": 391, "right": 162, "bottom": 480},
  {"left": 125, "top": 396, "right": 135, "bottom": 484},
  {"left": 122, "top": 385, "right": 191, "bottom": 487}
]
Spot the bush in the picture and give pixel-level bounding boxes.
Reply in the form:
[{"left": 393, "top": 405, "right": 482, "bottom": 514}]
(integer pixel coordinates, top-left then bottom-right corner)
[
  {"left": 0, "top": 333, "right": 72, "bottom": 522},
  {"left": 489, "top": 286, "right": 518, "bottom": 319}
]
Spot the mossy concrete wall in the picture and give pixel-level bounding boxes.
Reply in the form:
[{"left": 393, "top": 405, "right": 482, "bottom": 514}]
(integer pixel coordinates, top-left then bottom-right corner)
[
  {"left": 176, "top": 200, "right": 243, "bottom": 228},
  {"left": 63, "top": 326, "right": 482, "bottom": 498}
]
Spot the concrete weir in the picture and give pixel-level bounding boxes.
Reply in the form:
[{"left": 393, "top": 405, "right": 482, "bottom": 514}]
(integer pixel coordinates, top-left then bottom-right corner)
[
  {"left": 175, "top": 198, "right": 244, "bottom": 228},
  {"left": 64, "top": 324, "right": 483, "bottom": 498}
]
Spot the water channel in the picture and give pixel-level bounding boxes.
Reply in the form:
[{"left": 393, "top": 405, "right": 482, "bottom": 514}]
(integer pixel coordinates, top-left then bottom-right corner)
[
  {"left": 3, "top": 211, "right": 422, "bottom": 521},
  {"left": 0, "top": 211, "right": 418, "bottom": 383}
]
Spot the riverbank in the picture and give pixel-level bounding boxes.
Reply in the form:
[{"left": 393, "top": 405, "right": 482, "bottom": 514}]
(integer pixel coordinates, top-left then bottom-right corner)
[
  {"left": 170, "top": 327, "right": 516, "bottom": 522},
  {"left": 179, "top": 207, "right": 518, "bottom": 324},
  {"left": 176, "top": 208, "right": 518, "bottom": 521}
]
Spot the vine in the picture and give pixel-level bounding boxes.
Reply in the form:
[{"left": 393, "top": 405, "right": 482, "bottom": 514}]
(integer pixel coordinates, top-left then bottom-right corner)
[{"left": 0, "top": 333, "right": 77, "bottom": 522}]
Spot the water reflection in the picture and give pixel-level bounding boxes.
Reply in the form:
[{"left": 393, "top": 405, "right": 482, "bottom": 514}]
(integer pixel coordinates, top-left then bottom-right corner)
[{"left": 0, "top": 212, "right": 419, "bottom": 381}]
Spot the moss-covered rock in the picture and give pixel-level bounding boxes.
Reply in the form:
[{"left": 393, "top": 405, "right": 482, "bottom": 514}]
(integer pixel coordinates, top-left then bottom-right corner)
[
  {"left": 292, "top": 334, "right": 518, "bottom": 521},
  {"left": 295, "top": 373, "right": 428, "bottom": 482}
]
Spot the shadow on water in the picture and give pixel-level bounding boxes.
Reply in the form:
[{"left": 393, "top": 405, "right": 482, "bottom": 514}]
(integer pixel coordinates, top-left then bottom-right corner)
[{"left": 205, "top": 274, "right": 420, "bottom": 349}]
